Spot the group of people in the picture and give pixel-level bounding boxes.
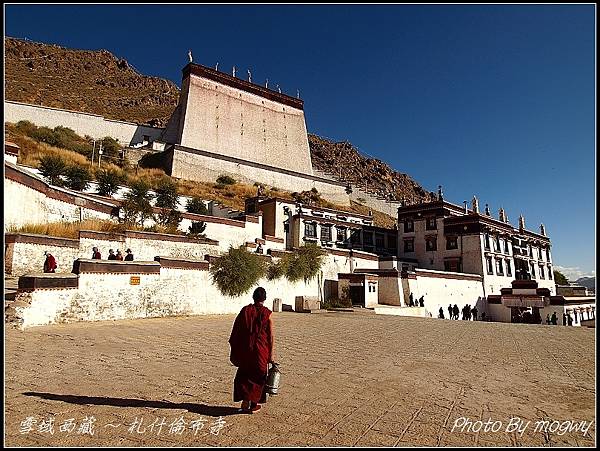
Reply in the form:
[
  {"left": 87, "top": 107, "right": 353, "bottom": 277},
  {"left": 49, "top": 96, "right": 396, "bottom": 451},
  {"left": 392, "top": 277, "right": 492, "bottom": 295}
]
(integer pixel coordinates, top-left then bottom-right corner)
[
  {"left": 408, "top": 293, "right": 425, "bottom": 307},
  {"left": 545, "top": 312, "right": 575, "bottom": 326},
  {"left": 42, "top": 247, "right": 135, "bottom": 273},
  {"left": 439, "top": 303, "right": 480, "bottom": 321},
  {"left": 92, "top": 247, "right": 134, "bottom": 261}
]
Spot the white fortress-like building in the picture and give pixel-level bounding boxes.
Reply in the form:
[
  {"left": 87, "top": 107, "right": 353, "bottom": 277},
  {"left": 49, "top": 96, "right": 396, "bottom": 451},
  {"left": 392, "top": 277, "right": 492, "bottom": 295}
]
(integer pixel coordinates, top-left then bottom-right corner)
[{"left": 4, "top": 59, "right": 594, "bottom": 328}]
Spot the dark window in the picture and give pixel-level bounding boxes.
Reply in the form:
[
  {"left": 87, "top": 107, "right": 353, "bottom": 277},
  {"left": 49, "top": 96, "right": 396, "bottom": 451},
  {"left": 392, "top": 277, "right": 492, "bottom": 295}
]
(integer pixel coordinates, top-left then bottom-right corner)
[
  {"left": 484, "top": 234, "right": 490, "bottom": 250},
  {"left": 530, "top": 262, "right": 536, "bottom": 279},
  {"left": 350, "top": 229, "right": 361, "bottom": 244},
  {"left": 375, "top": 234, "right": 385, "bottom": 249},
  {"left": 538, "top": 248, "right": 543, "bottom": 260},
  {"left": 143, "top": 134, "right": 150, "bottom": 143},
  {"left": 336, "top": 227, "right": 347, "bottom": 242},
  {"left": 539, "top": 265, "right": 545, "bottom": 279},
  {"left": 494, "top": 236, "right": 500, "bottom": 252},
  {"left": 546, "top": 248, "right": 550, "bottom": 261},
  {"left": 426, "top": 217, "right": 437, "bottom": 230},
  {"left": 404, "top": 220, "right": 414, "bottom": 233},
  {"left": 321, "top": 225, "right": 332, "bottom": 241},
  {"left": 363, "top": 232, "right": 374, "bottom": 246},
  {"left": 304, "top": 222, "right": 317, "bottom": 238},
  {"left": 388, "top": 234, "right": 397, "bottom": 249},
  {"left": 486, "top": 256, "right": 493, "bottom": 274},
  {"left": 548, "top": 266, "right": 553, "bottom": 279},
  {"left": 404, "top": 239, "right": 414, "bottom": 252},
  {"left": 495, "top": 259, "right": 504, "bottom": 276},
  {"left": 444, "top": 260, "right": 462, "bottom": 272},
  {"left": 528, "top": 245, "right": 533, "bottom": 257},
  {"left": 506, "top": 260, "right": 512, "bottom": 277},
  {"left": 426, "top": 236, "right": 437, "bottom": 251},
  {"left": 446, "top": 236, "right": 458, "bottom": 250},
  {"left": 504, "top": 239, "right": 510, "bottom": 254}
]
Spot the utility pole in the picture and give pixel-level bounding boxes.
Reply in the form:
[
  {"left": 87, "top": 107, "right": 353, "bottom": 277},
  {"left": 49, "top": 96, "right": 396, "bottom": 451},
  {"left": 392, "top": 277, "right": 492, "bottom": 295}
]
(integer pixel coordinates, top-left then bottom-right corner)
[{"left": 91, "top": 139, "right": 96, "bottom": 165}]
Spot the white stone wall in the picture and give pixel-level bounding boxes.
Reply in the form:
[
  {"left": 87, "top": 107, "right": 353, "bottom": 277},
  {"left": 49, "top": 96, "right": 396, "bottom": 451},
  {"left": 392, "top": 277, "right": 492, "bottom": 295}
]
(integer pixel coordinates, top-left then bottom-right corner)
[
  {"left": 79, "top": 235, "right": 220, "bottom": 262},
  {"left": 15, "top": 254, "right": 372, "bottom": 327},
  {"left": 4, "top": 176, "right": 114, "bottom": 231},
  {"left": 178, "top": 216, "right": 262, "bottom": 252},
  {"left": 178, "top": 74, "right": 313, "bottom": 175},
  {"left": 4, "top": 101, "right": 164, "bottom": 146},
  {"left": 170, "top": 148, "right": 350, "bottom": 205},
  {"left": 406, "top": 270, "right": 485, "bottom": 318},
  {"left": 7, "top": 241, "right": 81, "bottom": 275}
]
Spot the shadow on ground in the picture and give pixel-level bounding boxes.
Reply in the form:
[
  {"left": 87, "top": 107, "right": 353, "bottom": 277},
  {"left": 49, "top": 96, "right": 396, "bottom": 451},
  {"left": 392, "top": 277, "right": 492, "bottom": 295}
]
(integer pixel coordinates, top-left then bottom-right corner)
[{"left": 23, "top": 392, "right": 244, "bottom": 417}]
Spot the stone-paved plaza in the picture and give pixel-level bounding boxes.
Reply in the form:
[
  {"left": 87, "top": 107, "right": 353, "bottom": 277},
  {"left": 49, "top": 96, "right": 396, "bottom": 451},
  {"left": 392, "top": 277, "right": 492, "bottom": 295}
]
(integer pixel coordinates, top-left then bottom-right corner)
[{"left": 4, "top": 310, "right": 596, "bottom": 447}]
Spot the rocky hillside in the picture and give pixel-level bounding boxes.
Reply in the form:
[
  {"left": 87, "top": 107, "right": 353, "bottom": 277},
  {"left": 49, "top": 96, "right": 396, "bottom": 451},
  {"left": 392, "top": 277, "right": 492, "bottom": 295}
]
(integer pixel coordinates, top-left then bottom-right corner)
[
  {"left": 4, "top": 37, "right": 179, "bottom": 127},
  {"left": 5, "top": 37, "right": 430, "bottom": 201},
  {"left": 309, "top": 134, "right": 429, "bottom": 202}
]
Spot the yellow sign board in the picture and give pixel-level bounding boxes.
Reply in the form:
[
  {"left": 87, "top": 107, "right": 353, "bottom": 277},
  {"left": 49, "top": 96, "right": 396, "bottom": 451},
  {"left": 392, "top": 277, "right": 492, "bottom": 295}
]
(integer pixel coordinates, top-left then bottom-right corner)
[{"left": 130, "top": 276, "right": 140, "bottom": 285}]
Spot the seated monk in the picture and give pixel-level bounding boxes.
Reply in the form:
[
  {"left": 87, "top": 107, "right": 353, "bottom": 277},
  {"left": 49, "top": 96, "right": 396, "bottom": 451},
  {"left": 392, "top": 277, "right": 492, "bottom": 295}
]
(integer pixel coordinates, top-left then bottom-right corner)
[{"left": 228, "top": 287, "right": 275, "bottom": 413}]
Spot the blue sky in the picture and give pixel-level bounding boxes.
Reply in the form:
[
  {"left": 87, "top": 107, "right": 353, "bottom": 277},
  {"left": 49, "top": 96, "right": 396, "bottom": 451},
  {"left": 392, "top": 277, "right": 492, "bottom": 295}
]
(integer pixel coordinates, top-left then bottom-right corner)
[{"left": 4, "top": 4, "right": 596, "bottom": 279}]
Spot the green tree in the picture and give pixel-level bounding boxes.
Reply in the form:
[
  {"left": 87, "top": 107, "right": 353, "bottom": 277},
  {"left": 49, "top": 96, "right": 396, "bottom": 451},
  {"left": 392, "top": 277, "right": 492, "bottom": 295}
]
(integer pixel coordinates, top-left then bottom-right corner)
[
  {"left": 32, "top": 126, "right": 58, "bottom": 146},
  {"left": 100, "top": 136, "right": 121, "bottom": 159},
  {"left": 267, "top": 244, "right": 326, "bottom": 283},
  {"left": 154, "top": 178, "right": 179, "bottom": 209},
  {"left": 96, "top": 169, "right": 124, "bottom": 197},
  {"left": 15, "top": 120, "right": 37, "bottom": 137},
  {"left": 188, "top": 221, "right": 207, "bottom": 236},
  {"left": 216, "top": 174, "right": 236, "bottom": 185},
  {"left": 186, "top": 197, "right": 209, "bottom": 215},
  {"left": 39, "top": 154, "right": 67, "bottom": 186},
  {"left": 64, "top": 165, "right": 92, "bottom": 191},
  {"left": 154, "top": 178, "right": 181, "bottom": 230},
  {"left": 553, "top": 270, "right": 569, "bottom": 285},
  {"left": 122, "top": 179, "right": 154, "bottom": 226},
  {"left": 210, "top": 246, "right": 267, "bottom": 297}
]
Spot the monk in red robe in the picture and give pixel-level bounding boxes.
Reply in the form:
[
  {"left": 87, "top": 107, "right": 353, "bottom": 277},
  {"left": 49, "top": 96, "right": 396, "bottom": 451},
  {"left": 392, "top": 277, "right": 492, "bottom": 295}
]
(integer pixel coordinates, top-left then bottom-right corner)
[
  {"left": 43, "top": 252, "right": 57, "bottom": 273},
  {"left": 229, "top": 287, "right": 275, "bottom": 413}
]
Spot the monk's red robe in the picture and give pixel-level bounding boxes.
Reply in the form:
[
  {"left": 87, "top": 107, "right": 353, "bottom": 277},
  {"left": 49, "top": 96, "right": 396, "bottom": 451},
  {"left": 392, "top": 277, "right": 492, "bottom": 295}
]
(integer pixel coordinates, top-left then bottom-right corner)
[
  {"left": 229, "top": 303, "right": 272, "bottom": 403},
  {"left": 44, "top": 255, "right": 57, "bottom": 273}
]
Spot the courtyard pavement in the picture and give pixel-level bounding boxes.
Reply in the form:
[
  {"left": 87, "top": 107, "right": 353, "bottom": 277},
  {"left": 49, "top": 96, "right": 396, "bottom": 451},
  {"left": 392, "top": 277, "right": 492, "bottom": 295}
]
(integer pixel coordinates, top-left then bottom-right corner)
[{"left": 4, "top": 310, "right": 596, "bottom": 447}]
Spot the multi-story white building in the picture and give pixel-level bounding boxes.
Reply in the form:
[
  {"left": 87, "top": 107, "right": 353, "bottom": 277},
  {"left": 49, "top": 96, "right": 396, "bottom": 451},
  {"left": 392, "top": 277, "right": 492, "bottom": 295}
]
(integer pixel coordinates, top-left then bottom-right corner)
[
  {"left": 245, "top": 196, "right": 398, "bottom": 257},
  {"left": 396, "top": 194, "right": 555, "bottom": 296}
]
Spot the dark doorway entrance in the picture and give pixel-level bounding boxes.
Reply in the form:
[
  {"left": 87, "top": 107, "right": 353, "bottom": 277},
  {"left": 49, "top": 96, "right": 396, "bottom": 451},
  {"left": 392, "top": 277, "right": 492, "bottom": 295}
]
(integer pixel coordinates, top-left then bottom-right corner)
[{"left": 349, "top": 285, "right": 365, "bottom": 308}]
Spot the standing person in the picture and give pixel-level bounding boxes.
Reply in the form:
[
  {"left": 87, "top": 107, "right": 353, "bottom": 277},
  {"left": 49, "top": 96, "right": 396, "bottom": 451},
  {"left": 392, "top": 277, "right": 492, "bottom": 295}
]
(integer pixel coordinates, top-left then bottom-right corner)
[
  {"left": 448, "top": 304, "right": 452, "bottom": 319},
  {"left": 409, "top": 293, "right": 415, "bottom": 307},
  {"left": 453, "top": 304, "right": 459, "bottom": 320},
  {"left": 472, "top": 306, "right": 478, "bottom": 321},
  {"left": 43, "top": 251, "right": 57, "bottom": 273},
  {"left": 562, "top": 313, "right": 567, "bottom": 326},
  {"left": 92, "top": 247, "right": 101, "bottom": 259},
  {"left": 438, "top": 307, "right": 444, "bottom": 319},
  {"left": 229, "top": 287, "right": 275, "bottom": 414},
  {"left": 124, "top": 249, "right": 134, "bottom": 261},
  {"left": 546, "top": 314, "right": 551, "bottom": 325},
  {"left": 567, "top": 314, "right": 573, "bottom": 326},
  {"left": 419, "top": 296, "right": 425, "bottom": 307},
  {"left": 115, "top": 250, "right": 124, "bottom": 261},
  {"left": 107, "top": 249, "right": 117, "bottom": 260},
  {"left": 551, "top": 312, "right": 558, "bottom": 325}
]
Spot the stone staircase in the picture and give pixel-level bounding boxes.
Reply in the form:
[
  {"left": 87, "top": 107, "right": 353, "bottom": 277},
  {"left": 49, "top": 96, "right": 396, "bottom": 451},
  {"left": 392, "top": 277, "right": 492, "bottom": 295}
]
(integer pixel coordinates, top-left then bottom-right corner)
[
  {"left": 4, "top": 276, "right": 22, "bottom": 327},
  {"left": 313, "top": 169, "right": 403, "bottom": 217}
]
